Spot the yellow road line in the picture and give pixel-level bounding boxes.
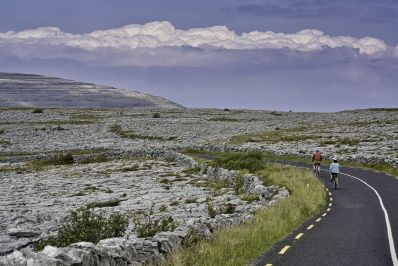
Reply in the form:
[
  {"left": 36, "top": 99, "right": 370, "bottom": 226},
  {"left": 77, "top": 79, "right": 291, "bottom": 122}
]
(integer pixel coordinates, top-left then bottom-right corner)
[
  {"left": 330, "top": 197, "right": 333, "bottom": 201},
  {"left": 327, "top": 208, "right": 331, "bottom": 212},
  {"left": 316, "top": 218, "right": 322, "bottom": 222},
  {"left": 322, "top": 213, "right": 327, "bottom": 217},
  {"left": 265, "top": 264, "right": 273, "bottom": 266},
  {"left": 307, "top": 224, "right": 314, "bottom": 230},
  {"left": 328, "top": 192, "right": 332, "bottom": 196},
  {"left": 279, "top": 246, "right": 290, "bottom": 254},
  {"left": 329, "top": 203, "right": 332, "bottom": 207},
  {"left": 326, "top": 188, "right": 329, "bottom": 191},
  {"left": 295, "top": 233, "right": 304, "bottom": 239}
]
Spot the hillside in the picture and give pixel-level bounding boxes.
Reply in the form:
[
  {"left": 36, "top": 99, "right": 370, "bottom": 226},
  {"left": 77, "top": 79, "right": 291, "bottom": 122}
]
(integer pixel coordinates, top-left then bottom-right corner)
[{"left": 0, "top": 73, "right": 182, "bottom": 109}]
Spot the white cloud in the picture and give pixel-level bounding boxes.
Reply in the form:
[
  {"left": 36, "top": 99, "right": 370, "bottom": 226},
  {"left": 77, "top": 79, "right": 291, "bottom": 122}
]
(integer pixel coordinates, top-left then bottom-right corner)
[{"left": 0, "top": 21, "right": 388, "bottom": 66}]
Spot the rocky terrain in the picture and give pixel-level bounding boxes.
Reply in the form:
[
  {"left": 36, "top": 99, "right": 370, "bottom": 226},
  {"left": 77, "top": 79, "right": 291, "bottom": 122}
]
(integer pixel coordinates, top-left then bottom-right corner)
[
  {"left": 0, "top": 73, "right": 182, "bottom": 109},
  {"left": 0, "top": 106, "right": 397, "bottom": 265}
]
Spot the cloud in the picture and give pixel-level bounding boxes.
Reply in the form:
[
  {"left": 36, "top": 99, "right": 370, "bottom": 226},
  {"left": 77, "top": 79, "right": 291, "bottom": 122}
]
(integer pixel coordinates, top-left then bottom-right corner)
[{"left": 0, "top": 21, "right": 388, "bottom": 66}]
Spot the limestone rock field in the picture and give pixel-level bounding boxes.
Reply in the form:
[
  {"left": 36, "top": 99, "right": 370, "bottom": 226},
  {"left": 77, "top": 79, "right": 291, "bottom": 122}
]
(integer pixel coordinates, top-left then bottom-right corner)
[{"left": 0, "top": 106, "right": 397, "bottom": 265}]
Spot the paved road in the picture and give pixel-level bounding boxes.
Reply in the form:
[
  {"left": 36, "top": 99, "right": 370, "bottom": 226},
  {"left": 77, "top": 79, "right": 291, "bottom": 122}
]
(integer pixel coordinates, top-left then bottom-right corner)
[{"left": 255, "top": 162, "right": 398, "bottom": 266}]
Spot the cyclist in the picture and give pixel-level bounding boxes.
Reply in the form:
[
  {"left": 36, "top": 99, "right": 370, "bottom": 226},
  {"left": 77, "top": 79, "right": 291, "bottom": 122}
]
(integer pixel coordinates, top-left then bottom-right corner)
[
  {"left": 312, "top": 148, "right": 322, "bottom": 177},
  {"left": 329, "top": 157, "right": 340, "bottom": 189}
]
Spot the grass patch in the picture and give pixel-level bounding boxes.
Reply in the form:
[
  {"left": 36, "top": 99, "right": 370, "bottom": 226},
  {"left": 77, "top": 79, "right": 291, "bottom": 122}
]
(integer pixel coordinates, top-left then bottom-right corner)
[
  {"left": 31, "top": 154, "right": 75, "bottom": 167},
  {"left": 86, "top": 199, "right": 122, "bottom": 208},
  {"left": 240, "top": 194, "right": 260, "bottom": 202},
  {"left": 168, "top": 163, "right": 326, "bottom": 265},
  {"left": 79, "top": 154, "right": 109, "bottom": 164},
  {"left": 119, "top": 165, "right": 139, "bottom": 172},
  {"left": 211, "top": 152, "right": 265, "bottom": 173},
  {"left": 229, "top": 127, "right": 313, "bottom": 145},
  {"left": 0, "top": 140, "right": 11, "bottom": 146},
  {"left": 109, "top": 124, "right": 176, "bottom": 141},
  {"left": 208, "top": 117, "right": 240, "bottom": 122},
  {"left": 36, "top": 206, "right": 128, "bottom": 250}
]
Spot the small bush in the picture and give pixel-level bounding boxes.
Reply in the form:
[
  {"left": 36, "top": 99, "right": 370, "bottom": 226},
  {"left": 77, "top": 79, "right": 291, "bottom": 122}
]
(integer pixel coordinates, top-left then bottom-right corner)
[
  {"left": 0, "top": 129, "right": 4, "bottom": 134},
  {"left": 109, "top": 124, "right": 122, "bottom": 133},
  {"left": 234, "top": 174, "right": 245, "bottom": 195},
  {"left": 32, "top": 108, "right": 44, "bottom": 113},
  {"left": 80, "top": 154, "right": 109, "bottom": 164},
  {"left": 221, "top": 203, "right": 236, "bottom": 214},
  {"left": 159, "top": 178, "right": 170, "bottom": 184},
  {"left": 152, "top": 113, "right": 161, "bottom": 118},
  {"left": 207, "top": 203, "right": 217, "bottom": 218},
  {"left": 182, "top": 165, "right": 201, "bottom": 175},
  {"left": 182, "top": 227, "right": 207, "bottom": 248},
  {"left": 185, "top": 197, "right": 197, "bottom": 204},
  {"left": 170, "top": 200, "right": 179, "bottom": 206},
  {"left": 133, "top": 205, "right": 177, "bottom": 238},
  {"left": 36, "top": 206, "right": 128, "bottom": 249},
  {"left": 120, "top": 165, "right": 139, "bottom": 172},
  {"left": 212, "top": 152, "right": 264, "bottom": 173},
  {"left": 240, "top": 194, "right": 260, "bottom": 202},
  {"left": 159, "top": 204, "right": 168, "bottom": 212},
  {"left": 87, "top": 199, "right": 121, "bottom": 208},
  {"left": 34, "top": 154, "right": 75, "bottom": 166}
]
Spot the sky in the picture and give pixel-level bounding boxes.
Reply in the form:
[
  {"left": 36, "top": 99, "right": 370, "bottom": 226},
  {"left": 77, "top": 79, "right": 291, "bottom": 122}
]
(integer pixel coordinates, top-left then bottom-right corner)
[{"left": 0, "top": 0, "right": 397, "bottom": 111}]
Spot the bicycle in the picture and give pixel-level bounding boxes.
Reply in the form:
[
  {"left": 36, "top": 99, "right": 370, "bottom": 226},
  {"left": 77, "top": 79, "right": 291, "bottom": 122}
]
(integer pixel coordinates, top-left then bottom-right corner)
[
  {"left": 313, "top": 163, "right": 321, "bottom": 178},
  {"left": 331, "top": 173, "right": 338, "bottom": 189}
]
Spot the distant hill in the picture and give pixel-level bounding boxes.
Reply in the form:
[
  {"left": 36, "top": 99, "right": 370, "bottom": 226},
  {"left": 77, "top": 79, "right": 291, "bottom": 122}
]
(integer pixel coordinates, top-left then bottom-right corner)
[{"left": 0, "top": 73, "right": 183, "bottom": 108}]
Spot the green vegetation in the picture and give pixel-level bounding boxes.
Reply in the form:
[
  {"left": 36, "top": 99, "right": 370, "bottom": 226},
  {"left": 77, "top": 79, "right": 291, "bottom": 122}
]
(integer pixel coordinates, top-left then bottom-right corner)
[
  {"left": 229, "top": 127, "right": 313, "bottom": 145},
  {"left": 152, "top": 112, "right": 161, "bottom": 118},
  {"left": 32, "top": 108, "right": 44, "bottom": 113},
  {"left": 0, "top": 129, "right": 4, "bottom": 134},
  {"left": 209, "top": 117, "right": 240, "bottom": 122},
  {"left": 109, "top": 124, "right": 176, "bottom": 141},
  {"left": 240, "top": 194, "right": 260, "bottom": 202},
  {"left": 36, "top": 206, "right": 128, "bottom": 250},
  {"left": 31, "top": 154, "right": 75, "bottom": 167},
  {"left": 168, "top": 153, "right": 326, "bottom": 265},
  {"left": 182, "top": 165, "right": 201, "bottom": 175},
  {"left": 119, "top": 165, "right": 139, "bottom": 172},
  {"left": 133, "top": 205, "right": 178, "bottom": 238},
  {"left": 87, "top": 199, "right": 122, "bottom": 208},
  {"left": 185, "top": 197, "right": 198, "bottom": 204},
  {"left": 211, "top": 152, "right": 265, "bottom": 173},
  {"left": 79, "top": 154, "right": 109, "bottom": 164},
  {"left": 207, "top": 203, "right": 217, "bottom": 218},
  {"left": 0, "top": 140, "right": 11, "bottom": 146}
]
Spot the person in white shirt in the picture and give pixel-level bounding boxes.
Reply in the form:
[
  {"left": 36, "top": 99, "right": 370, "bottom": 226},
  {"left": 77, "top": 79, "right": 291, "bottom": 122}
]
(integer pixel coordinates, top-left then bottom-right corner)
[{"left": 329, "top": 157, "right": 340, "bottom": 189}]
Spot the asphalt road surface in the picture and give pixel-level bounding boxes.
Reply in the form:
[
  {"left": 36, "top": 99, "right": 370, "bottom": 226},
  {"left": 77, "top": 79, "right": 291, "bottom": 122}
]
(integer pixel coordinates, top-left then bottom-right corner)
[{"left": 255, "top": 162, "right": 398, "bottom": 266}]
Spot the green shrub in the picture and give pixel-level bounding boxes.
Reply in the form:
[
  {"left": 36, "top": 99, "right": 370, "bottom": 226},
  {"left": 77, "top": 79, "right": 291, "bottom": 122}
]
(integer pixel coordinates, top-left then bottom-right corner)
[
  {"left": 207, "top": 203, "right": 216, "bottom": 218},
  {"left": 152, "top": 113, "right": 161, "bottom": 118},
  {"left": 0, "top": 129, "right": 4, "bottom": 134},
  {"left": 120, "top": 165, "right": 139, "bottom": 172},
  {"left": 212, "top": 152, "right": 264, "bottom": 173},
  {"left": 133, "top": 205, "right": 177, "bottom": 238},
  {"left": 79, "top": 154, "right": 109, "bottom": 164},
  {"left": 221, "top": 203, "right": 236, "bottom": 214},
  {"left": 87, "top": 199, "right": 121, "bottom": 208},
  {"left": 32, "top": 108, "right": 44, "bottom": 113},
  {"left": 33, "top": 154, "right": 75, "bottom": 166},
  {"left": 170, "top": 200, "right": 180, "bottom": 206},
  {"left": 109, "top": 124, "right": 122, "bottom": 133},
  {"left": 240, "top": 194, "right": 260, "bottom": 202},
  {"left": 36, "top": 206, "right": 128, "bottom": 249},
  {"left": 182, "top": 227, "right": 207, "bottom": 248},
  {"left": 185, "top": 197, "right": 197, "bottom": 204},
  {"left": 182, "top": 165, "right": 201, "bottom": 175}
]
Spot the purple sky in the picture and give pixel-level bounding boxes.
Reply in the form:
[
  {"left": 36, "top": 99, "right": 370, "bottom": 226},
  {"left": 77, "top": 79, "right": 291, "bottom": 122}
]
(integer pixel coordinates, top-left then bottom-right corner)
[{"left": 0, "top": 0, "right": 397, "bottom": 111}]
